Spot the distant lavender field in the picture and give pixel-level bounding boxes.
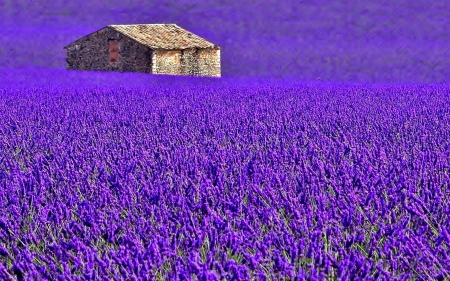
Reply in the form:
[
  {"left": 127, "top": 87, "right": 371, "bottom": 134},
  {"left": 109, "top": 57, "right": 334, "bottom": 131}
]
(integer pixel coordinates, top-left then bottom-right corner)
[
  {"left": 0, "top": 0, "right": 449, "bottom": 83},
  {"left": 0, "top": 1, "right": 450, "bottom": 280}
]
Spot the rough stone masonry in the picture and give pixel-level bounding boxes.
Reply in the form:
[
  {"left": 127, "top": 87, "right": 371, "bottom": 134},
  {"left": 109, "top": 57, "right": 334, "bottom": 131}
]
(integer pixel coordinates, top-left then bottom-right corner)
[{"left": 64, "top": 24, "right": 221, "bottom": 77}]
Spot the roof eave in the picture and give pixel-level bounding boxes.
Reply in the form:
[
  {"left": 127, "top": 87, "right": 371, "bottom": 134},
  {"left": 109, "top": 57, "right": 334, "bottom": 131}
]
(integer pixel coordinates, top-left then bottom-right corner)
[
  {"left": 107, "top": 26, "right": 156, "bottom": 51},
  {"left": 63, "top": 24, "right": 220, "bottom": 50}
]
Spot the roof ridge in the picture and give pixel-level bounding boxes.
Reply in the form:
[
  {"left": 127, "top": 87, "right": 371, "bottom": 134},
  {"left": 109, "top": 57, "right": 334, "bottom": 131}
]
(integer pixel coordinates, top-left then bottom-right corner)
[
  {"left": 66, "top": 24, "right": 219, "bottom": 50},
  {"left": 108, "top": 23, "right": 178, "bottom": 26}
]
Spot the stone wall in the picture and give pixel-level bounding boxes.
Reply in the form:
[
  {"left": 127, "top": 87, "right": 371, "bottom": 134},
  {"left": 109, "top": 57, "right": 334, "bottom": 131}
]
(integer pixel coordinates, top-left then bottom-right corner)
[
  {"left": 65, "top": 27, "right": 152, "bottom": 73},
  {"left": 197, "top": 48, "right": 221, "bottom": 77},
  {"left": 153, "top": 48, "right": 221, "bottom": 77},
  {"left": 180, "top": 48, "right": 198, "bottom": 76},
  {"left": 152, "top": 50, "right": 181, "bottom": 75}
]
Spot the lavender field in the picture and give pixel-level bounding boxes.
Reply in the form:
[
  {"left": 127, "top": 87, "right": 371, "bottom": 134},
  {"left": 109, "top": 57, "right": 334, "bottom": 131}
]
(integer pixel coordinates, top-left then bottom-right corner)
[
  {"left": 1, "top": 84, "right": 449, "bottom": 280},
  {"left": 1, "top": 0, "right": 450, "bottom": 280},
  {"left": 1, "top": 0, "right": 450, "bottom": 83}
]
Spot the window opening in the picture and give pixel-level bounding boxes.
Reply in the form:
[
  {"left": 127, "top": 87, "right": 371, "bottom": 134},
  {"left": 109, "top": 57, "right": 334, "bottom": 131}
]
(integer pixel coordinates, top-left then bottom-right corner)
[{"left": 108, "top": 40, "right": 119, "bottom": 65}]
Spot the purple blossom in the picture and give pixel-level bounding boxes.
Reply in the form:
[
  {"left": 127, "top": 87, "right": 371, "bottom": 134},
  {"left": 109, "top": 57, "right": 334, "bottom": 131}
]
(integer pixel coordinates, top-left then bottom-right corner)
[{"left": 1, "top": 81, "right": 449, "bottom": 281}]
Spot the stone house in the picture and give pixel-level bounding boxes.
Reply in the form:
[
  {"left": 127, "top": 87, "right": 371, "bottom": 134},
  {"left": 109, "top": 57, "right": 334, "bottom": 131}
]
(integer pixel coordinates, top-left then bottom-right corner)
[{"left": 63, "top": 24, "right": 221, "bottom": 77}]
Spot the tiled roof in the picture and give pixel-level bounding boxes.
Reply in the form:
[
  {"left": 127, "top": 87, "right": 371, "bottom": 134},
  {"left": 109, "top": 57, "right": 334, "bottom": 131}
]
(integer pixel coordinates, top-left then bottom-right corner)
[{"left": 108, "top": 24, "right": 218, "bottom": 50}]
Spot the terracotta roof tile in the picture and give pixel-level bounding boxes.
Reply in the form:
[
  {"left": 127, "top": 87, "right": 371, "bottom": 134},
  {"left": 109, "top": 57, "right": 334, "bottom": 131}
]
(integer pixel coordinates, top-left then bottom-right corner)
[{"left": 108, "top": 24, "right": 217, "bottom": 50}]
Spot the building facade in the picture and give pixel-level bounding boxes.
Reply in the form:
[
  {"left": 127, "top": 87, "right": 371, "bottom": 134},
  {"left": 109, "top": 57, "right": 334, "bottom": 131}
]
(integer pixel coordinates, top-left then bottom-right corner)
[{"left": 64, "top": 24, "right": 221, "bottom": 77}]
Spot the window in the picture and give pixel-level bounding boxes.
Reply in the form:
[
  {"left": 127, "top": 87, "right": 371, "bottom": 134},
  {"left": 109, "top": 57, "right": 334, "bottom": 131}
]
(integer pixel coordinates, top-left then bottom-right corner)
[{"left": 108, "top": 40, "right": 119, "bottom": 65}]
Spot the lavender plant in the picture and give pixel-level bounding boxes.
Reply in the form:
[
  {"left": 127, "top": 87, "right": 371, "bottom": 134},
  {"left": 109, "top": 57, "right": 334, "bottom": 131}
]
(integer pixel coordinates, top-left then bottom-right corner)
[{"left": 0, "top": 84, "right": 449, "bottom": 280}]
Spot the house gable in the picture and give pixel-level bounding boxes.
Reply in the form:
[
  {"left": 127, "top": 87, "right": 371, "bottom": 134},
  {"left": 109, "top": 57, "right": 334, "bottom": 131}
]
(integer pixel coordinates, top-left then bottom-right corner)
[
  {"left": 65, "top": 26, "right": 153, "bottom": 72},
  {"left": 64, "top": 26, "right": 145, "bottom": 50}
]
